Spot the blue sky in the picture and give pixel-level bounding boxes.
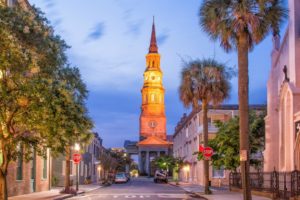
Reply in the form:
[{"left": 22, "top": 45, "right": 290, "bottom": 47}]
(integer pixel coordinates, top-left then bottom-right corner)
[{"left": 28, "top": 0, "right": 287, "bottom": 148}]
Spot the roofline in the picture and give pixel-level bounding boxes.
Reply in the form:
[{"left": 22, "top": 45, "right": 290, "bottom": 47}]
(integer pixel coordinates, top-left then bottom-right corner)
[{"left": 173, "top": 104, "right": 266, "bottom": 138}]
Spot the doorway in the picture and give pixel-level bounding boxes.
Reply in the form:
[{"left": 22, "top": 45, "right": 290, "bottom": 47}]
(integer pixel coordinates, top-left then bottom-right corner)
[{"left": 30, "top": 151, "right": 36, "bottom": 193}]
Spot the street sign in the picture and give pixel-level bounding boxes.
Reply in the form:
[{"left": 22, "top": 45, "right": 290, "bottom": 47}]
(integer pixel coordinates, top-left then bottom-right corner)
[
  {"left": 240, "top": 150, "right": 248, "bottom": 161},
  {"left": 199, "top": 144, "right": 204, "bottom": 152},
  {"left": 203, "top": 146, "right": 213, "bottom": 159},
  {"left": 73, "top": 153, "right": 81, "bottom": 164}
]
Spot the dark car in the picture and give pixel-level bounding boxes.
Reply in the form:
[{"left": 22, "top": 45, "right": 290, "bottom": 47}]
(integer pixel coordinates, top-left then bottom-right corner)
[{"left": 154, "top": 169, "right": 168, "bottom": 183}]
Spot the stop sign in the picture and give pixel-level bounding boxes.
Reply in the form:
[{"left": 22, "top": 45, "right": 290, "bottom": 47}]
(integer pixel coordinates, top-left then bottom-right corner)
[
  {"left": 203, "top": 147, "right": 213, "bottom": 158},
  {"left": 73, "top": 153, "right": 81, "bottom": 164}
]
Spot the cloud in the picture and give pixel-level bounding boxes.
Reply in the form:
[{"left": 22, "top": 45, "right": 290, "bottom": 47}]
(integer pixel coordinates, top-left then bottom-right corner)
[
  {"left": 126, "top": 20, "right": 143, "bottom": 36},
  {"left": 44, "top": 0, "right": 55, "bottom": 8},
  {"left": 87, "top": 22, "right": 105, "bottom": 41},
  {"left": 157, "top": 33, "right": 169, "bottom": 46}
]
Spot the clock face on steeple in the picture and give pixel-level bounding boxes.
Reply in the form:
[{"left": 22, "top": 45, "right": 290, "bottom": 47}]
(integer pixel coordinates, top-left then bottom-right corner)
[{"left": 148, "top": 120, "right": 157, "bottom": 128}]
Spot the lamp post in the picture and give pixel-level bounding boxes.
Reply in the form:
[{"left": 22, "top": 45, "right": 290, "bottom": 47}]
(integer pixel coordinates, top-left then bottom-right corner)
[{"left": 74, "top": 143, "right": 80, "bottom": 191}]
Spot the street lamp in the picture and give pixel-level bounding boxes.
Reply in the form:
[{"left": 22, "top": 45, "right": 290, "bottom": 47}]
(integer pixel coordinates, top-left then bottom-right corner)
[{"left": 74, "top": 143, "right": 80, "bottom": 191}]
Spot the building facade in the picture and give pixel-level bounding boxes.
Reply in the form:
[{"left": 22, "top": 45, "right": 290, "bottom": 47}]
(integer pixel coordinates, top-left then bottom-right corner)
[
  {"left": 6, "top": 149, "right": 51, "bottom": 197},
  {"left": 264, "top": 0, "right": 300, "bottom": 172},
  {"left": 173, "top": 105, "right": 264, "bottom": 186},
  {"left": 137, "top": 20, "right": 172, "bottom": 176},
  {"left": 52, "top": 133, "right": 102, "bottom": 186}
]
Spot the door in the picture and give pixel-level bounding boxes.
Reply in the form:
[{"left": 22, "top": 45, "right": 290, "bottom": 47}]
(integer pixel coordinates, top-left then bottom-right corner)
[{"left": 30, "top": 151, "right": 36, "bottom": 192}]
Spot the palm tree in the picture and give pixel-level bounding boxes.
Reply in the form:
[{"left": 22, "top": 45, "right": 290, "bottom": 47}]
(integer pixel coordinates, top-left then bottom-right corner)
[
  {"left": 179, "top": 58, "right": 232, "bottom": 194},
  {"left": 199, "top": 1, "right": 287, "bottom": 199}
]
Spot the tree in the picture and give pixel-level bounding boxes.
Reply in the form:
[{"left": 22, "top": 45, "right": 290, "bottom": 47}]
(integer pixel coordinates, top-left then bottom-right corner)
[
  {"left": 110, "top": 151, "right": 133, "bottom": 172},
  {"left": 99, "top": 150, "right": 117, "bottom": 183},
  {"left": 173, "top": 157, "right": 185, "bottom": 184},
  {"left": 199, "top": 1, "right": 287, "bottom": 199},
  {"left": 197, "top": 111, "right": 265, "bottom": 172},
  {"left": 152, "top": 155, "right": 174, "bottom": 172},
  {"left": 179, "top": 58, "right": 232, "bottom": 194},
  {"left": 50, "top": 67, "right": 93, "bottom": 194},
  {"left": 0, "top": 5, "right": 93, "bottom": 199}
]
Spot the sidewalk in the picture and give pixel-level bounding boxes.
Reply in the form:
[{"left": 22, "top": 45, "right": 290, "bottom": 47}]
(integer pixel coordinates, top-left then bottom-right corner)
[
  {"left": 169, "top": 181, "right": 271, "bottom": 200},
  {"left": 9, "top": 184, "right": 102, "bottom": 200}
]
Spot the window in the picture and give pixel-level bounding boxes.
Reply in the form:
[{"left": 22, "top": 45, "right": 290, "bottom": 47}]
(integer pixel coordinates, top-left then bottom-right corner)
[
  {"left": 151, "top": 94, "right": 155, "bottom": 102},
  {"left": 16, "top": 145, "right": 23, "bottom": 180},
  {"left": 185, "top": 128, "right": 189, "bottom": 138},
  {"left": 62, "top": 161, "right": 66, "bottom": 175},
  {"left": 42, "top": 156, "right": 47, "bottom": 179},
  {"left": 212, "top": 167, "right": 225, "bottom": 178},
  {"left": 7, "top": 0, "right": 16, "bottom": 7}
]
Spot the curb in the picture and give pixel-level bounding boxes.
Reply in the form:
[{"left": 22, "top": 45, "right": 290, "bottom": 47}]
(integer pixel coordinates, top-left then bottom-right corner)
[
  {"left": 168, "top": 182, "right": 208, "bottom": 200},
  {"left": 54, "top": 186, "right": 102, "bottom": 200}
]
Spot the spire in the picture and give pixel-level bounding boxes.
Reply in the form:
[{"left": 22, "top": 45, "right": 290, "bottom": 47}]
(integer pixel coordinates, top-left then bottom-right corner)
[{"left": 149, "top": 16, "right": 158, "bottom": 53}]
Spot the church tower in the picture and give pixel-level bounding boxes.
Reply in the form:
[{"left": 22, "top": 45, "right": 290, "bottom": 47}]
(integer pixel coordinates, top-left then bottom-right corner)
[{"left": 139, "top": 19, "right": 167, "bottom": 141}]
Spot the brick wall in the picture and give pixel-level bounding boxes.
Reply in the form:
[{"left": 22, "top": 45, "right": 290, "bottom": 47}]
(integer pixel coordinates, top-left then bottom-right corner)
[{"left": 7, "top": 154, "right": 50, "bottom": 197}]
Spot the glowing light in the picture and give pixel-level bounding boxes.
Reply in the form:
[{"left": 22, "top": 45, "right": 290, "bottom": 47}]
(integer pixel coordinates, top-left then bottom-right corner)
[
  {"left": 74, "top": 143, "right": 80, "bottom": 151},
  {"left": 183, "top": 165, "right": 190, "bottom": 172}
]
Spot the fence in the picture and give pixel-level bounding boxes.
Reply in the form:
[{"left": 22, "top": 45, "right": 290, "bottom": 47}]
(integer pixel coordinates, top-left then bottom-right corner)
[{"left": 229, "top": 170, "right": 300, "bottom": 199}]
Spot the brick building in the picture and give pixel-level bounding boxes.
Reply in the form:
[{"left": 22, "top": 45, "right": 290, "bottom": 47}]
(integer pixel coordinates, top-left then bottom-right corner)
[{"left": 6, "top": 149, "right": 51, "bottom": 197}]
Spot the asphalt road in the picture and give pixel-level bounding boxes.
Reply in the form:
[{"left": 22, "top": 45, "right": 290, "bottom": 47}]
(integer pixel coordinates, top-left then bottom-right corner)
[{"left": 70, "top": 177, "right": 205, "bottom": 200}]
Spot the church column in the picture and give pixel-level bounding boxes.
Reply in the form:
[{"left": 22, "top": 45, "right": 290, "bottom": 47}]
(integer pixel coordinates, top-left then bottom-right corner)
[
  {"left": 146, "top": 151, "right": 150, "bottom": 175},
  {"left": 138, "top": 151, "right": 143, "bottom": 174}
]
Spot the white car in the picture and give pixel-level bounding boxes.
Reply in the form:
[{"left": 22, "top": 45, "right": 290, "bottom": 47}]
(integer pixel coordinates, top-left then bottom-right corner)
[{"left": 114, "top": 173, "right": 128, "bottom": 183}]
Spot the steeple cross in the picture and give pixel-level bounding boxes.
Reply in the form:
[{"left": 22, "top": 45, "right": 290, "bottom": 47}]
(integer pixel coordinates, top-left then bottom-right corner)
[{"left": 283, "top": 65, "right": 290, "bottom": 82}]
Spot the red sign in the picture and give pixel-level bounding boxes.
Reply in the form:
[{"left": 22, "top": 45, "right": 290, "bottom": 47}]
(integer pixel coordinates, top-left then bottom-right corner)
[
  {"left": 199, "top": 145, "right": 204, "bottom": 152},
  {"left": 203, "top": 147, "right": 213, "bottom": 158},
  {"left": 73, "top": 153, "right": 81, "bottom": 164}
]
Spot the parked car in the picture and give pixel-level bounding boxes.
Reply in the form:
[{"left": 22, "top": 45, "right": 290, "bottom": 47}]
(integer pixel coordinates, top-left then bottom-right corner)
[
  {"left": 154, "top": 169, "right": 168, "bottom": 183},
  {"left": 114, "top": 172, "right": 128, "bottom": 183}
]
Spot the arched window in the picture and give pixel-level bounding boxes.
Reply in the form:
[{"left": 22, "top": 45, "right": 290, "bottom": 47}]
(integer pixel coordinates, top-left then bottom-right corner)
[{"left": 151, "top": 94, "right": 155, "bottom": 102}]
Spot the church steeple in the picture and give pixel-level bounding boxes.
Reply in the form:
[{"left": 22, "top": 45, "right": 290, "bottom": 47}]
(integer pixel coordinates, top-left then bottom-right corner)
[
  {"left": 140, "top": 18, "right": 166, "bottom": 141},
  {"left": 149, "top": 17, "right": 158, "bottom": 53}
]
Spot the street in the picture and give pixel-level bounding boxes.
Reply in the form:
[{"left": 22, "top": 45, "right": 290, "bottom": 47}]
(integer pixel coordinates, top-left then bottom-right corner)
[{"left": 70, "top": 177, "right": 204, "bottom": 200}]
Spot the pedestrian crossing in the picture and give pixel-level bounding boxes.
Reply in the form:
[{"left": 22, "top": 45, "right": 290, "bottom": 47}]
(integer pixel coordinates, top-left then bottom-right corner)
[{"left": 71, "top": 193, "right": 191, "bottom": 199}]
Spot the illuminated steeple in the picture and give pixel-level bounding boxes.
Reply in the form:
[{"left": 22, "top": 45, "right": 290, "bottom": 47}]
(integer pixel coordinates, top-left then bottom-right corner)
[
  {"left": 149, "top": 17, "right": 158, "bottom": 53},
  {"left": 139, "top": 19, "right": 166, "bottom": 141}
]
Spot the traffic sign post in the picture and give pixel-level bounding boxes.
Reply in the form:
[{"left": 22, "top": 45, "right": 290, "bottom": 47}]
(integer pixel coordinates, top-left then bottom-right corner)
[{"left": 73, "top": 153, "right": 81, "bottom": 191}]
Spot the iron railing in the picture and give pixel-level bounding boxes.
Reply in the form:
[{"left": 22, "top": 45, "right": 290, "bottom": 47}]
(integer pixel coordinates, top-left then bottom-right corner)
[{"left": 229, "top": 170, "right": 300, "bottom": 200}]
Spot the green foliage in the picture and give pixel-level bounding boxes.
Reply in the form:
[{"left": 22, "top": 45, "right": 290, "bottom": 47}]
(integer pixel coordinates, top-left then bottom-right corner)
[
  {"left": 110, "top": 151, "right": 133, "bottom": 172},
  {"left": 0, "top": 4, "right": 92, "bottom": 171},
  {"left": 179, "top": 58, "right": 234, "bottom": 109},
  {"left": 152, "top": 155, "right": 185, "bottom": 172},
  {"left": 196, "top": 111, "right": 266, "bottom": 171},
  {"left": 199, "top": 0, "right": 287, "bottom": 52}
]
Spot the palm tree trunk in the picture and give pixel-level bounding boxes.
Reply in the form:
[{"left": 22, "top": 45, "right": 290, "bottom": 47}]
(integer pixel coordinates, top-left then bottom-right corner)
[
  {"left": 202, "top": 100, "right": 210, "bottom": 194},
  {"left": 64, "top": 146, "right": 71, "bottom": 193},
  {"left": 238, "top": 36, "right": 251, "bottom": 200}
]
